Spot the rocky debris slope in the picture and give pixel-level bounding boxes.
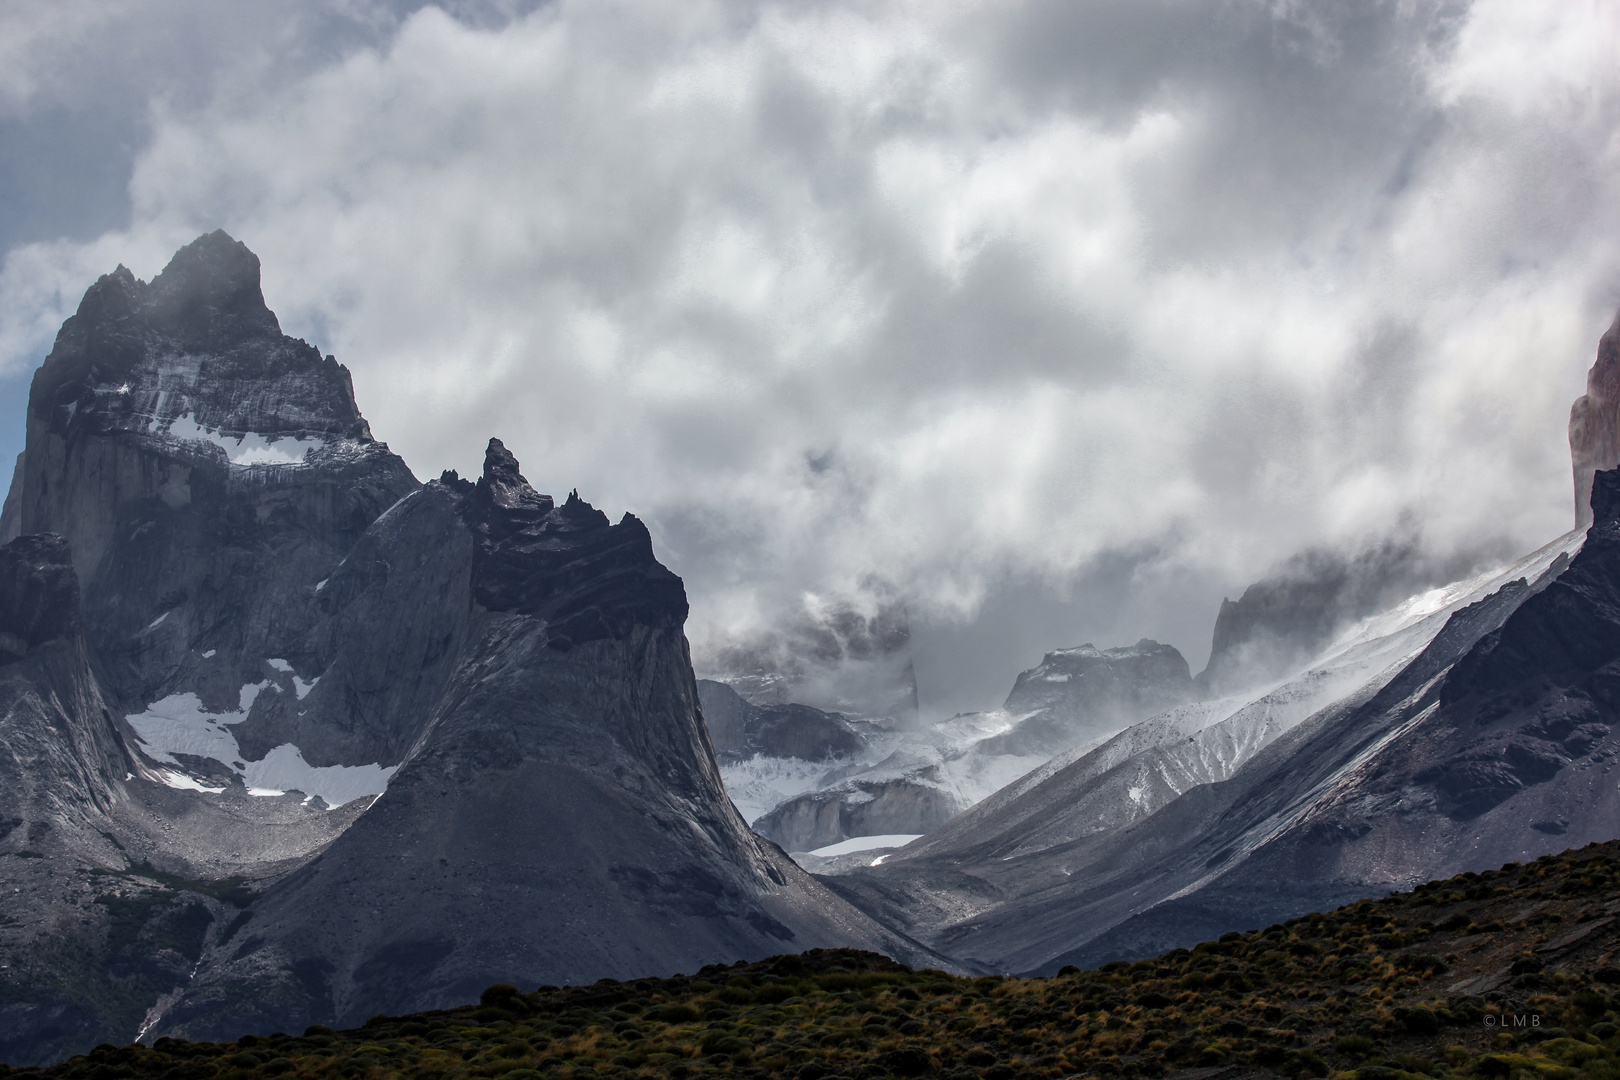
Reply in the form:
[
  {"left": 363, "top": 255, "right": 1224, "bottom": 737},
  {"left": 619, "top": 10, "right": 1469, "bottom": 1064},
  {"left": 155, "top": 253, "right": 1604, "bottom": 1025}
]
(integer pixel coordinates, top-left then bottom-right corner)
[
  {"left": 30, "top": 840, "right": 1620, "bottom": 1080},
  {"left": 1570, "top": 306, "right": 1620, "bottom": 529},
  {"left": 828, "top": 490, "right": 1601, "bottom": 973},
  {"left": 0, "top": 233, "right": 940, "bottom": 1066}
]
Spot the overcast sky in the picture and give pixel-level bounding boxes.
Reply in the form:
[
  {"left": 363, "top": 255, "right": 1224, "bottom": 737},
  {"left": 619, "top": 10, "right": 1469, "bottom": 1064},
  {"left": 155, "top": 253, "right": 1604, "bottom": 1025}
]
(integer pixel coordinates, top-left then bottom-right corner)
[{"left": 2, "top": 0, "right": 1617, "bottom": 716}]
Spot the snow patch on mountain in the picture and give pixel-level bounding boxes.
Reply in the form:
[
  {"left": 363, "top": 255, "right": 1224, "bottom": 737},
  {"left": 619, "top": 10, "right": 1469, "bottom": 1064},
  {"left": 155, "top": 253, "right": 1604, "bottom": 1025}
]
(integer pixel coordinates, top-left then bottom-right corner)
[
  {"left": 719, "top": 755, "right": 837, "bottom": 823},
  {"left": 125, "top": 681, "right": 395, "bottom": 807},
  {"left": 808, "top": 834, "right": 923, "bottom": 857},
  {"left": 159, "top": 413, "right": 329, "bottom": 466}
]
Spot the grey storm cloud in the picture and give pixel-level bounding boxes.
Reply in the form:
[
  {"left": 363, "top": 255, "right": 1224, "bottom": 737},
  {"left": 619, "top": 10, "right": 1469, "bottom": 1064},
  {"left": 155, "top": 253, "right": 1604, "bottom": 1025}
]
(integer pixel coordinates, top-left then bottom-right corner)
[{"left": 1, "top": 0, "right": 1617, "bottom": 715}]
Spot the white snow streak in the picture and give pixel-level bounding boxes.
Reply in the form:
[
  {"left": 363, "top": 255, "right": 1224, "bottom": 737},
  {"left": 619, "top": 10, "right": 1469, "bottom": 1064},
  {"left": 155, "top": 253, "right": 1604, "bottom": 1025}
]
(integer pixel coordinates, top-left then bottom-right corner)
[
  {"left": 160, "top": 413, "right": 327, "bottom": 467},
  {"left": 125, "top": 681, "right": 395, "bottom": 807},
  {"left": 807, "top": 834, "right": 923, "bottom": 857}
]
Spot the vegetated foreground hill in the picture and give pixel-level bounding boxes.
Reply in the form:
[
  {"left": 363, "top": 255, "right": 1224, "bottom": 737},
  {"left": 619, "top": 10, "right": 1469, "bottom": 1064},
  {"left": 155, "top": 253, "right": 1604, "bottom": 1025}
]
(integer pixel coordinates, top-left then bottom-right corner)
[{"left": 16, "top": 839, "right": 1620, "bottom": 1080}]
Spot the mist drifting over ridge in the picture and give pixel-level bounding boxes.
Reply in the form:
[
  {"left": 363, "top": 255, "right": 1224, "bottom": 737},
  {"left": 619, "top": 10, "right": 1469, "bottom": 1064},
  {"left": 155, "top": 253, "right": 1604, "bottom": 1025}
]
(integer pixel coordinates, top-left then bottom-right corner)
[{"left": 1, "top": 0, "right": 1617, "bottom": 715}]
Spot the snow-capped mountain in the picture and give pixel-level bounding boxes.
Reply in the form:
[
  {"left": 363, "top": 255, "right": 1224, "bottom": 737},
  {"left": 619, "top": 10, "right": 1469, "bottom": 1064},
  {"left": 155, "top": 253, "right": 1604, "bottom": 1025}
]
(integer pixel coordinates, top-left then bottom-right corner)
[{"left": 0, "top": 233, "right": 938, "bottom": 1065}]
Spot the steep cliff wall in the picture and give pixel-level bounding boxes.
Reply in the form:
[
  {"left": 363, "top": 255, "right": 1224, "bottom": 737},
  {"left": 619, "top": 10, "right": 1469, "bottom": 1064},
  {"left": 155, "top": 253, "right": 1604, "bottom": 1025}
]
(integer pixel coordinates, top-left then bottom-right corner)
[{"left": 1570, "top": 307, "right": 1620, "bottom": 529}]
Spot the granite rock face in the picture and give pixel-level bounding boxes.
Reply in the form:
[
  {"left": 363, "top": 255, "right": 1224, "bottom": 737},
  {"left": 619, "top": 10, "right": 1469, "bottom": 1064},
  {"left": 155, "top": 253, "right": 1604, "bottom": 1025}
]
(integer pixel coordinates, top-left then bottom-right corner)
[
  {"left": 696, "top": 679, "right": 867, "bottom": 764},
  {"left": 1196, "top": 537, "right": 1469, "bottom": 696},
  {"left": 161, "top": 452, "right": 927, "bottom": 1039},
  {"left": 753, "top": 777, "right": 959, "bottom": 853},
  {"left": 0, "top": 234, "right": 937, "bottom": 1064},
  {"left": 1570, "top": 306, "right": 1620, "bottom": 529},
  {"left": 0, "top": 534, "right": 81, "bottom": 662},
  {"left": 980, "top": 639, "right": 1193, "bottom": 757}
]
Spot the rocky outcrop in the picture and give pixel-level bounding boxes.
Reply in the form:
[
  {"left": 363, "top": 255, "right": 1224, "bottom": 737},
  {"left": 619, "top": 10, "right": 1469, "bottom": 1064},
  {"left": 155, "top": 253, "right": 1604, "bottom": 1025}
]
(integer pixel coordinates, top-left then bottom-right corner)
[
  {"left": 753, "top": 777, "right": 960, "bottom": 853},
  {"left": 1569, "top": 306, "right": 1620, "bottom": 528},
  {"left": 0, "top": 234, "right": 942, "bottom": 1063},
  {"left": 979, "top": 639, "right": 1193, "bottom": 757},
  {"left": 696, "top": 679, "right": 867, "bottom": 763},
  {"left": 1195, "top": 537, "right": 1468, "bottom": 696}
]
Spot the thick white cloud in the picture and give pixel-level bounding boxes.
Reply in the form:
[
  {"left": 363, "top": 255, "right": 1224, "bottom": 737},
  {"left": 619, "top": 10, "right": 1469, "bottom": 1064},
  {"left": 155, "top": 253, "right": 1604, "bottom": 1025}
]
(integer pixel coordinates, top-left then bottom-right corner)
[{"left": 2, "top": 0, "right": 1618, "bottom": 712}]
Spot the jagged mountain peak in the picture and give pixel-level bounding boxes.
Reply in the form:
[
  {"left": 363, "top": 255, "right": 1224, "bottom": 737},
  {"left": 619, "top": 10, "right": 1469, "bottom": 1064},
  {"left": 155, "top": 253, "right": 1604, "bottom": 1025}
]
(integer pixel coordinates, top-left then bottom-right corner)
[
  {"left": 31, "top": 231, "right": 372, "bottom": 450},
  {"left": 142, "top": 230, "right": 282, "bottom": 348},
  {"left": 5, "top": 231, "right": 412, "bottom": 594},
  {"left": 61, "top": 231, "right": 276, "bottom": 350},
  {"left": 456, "top": 438, "right": 683, "bottom": 645},
  {"left": 475, "top": 435, "right": 552, "bottom": 515},
  {"left": 0, "top": 234, "right": 933, "bottom": 1062}
]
